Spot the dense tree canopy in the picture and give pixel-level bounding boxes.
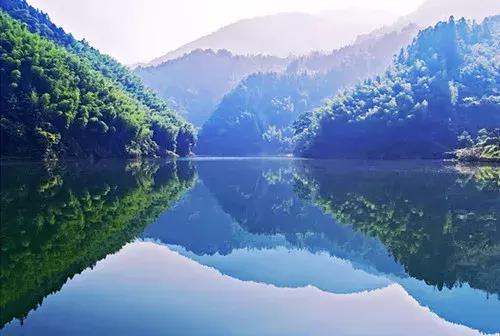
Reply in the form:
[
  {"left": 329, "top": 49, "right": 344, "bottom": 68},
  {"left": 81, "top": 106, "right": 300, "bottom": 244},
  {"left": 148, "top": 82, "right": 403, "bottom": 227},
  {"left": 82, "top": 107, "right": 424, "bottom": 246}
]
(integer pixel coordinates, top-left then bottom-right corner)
[
  {"left": 0, "top": 1, "right": 196, "bottom": 158},
  {"left": 197, "top": 25, "right": 418, "bottom": 155},
  {"left": 0, "top": 0, "right": 185, "bottom": 118},
  {"left": 294, "top": 16, "right": 500, "bottom": 158},
  {"left": 197, "top": 72, "right": 326, "bottom": 155}
]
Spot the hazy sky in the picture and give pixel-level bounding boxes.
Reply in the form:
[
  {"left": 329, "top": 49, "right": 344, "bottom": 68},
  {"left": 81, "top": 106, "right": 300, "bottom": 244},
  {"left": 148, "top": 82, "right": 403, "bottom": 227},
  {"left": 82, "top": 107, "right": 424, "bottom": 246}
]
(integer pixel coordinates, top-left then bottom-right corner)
[{"left": 28, "top": 0, "right": 426, "bottom": 64}]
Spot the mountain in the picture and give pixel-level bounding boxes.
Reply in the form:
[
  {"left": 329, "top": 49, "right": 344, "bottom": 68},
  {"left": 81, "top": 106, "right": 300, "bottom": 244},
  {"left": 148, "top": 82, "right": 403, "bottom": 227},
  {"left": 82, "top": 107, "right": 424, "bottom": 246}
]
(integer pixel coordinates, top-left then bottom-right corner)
[
  {"left": 402, "top": 0, "right": 500, "bottom": 28},
  {"left": 135, "top": 49, "right": 289, "bottom": 126},
  {"left": 140, "top": 9, "right": 399, "bottom": 66},
  {"left": 196, "top": 25, "right": 419, "bottom": 155},
  {"left": 0, "top": 0, "right": 196, "bottom": 158},
  {"left": 294, "top": 16, "right": 500, "bottom": 159},
  {"left": 355, "top": 0, "right": 500, "bottom": 44}
]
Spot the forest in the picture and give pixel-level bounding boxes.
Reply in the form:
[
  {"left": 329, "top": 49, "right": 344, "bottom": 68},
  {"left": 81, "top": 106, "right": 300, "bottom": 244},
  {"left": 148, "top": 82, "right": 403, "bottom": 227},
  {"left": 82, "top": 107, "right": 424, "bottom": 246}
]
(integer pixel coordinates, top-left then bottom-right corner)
[
  {"left": 1, "top": 1, "right": 499, "bottom": 335},
  {"left": 2, "top": 0, "right": 498, "bottom": 161},
  {"left": 294, "top": 16, "right": 500, "bottom": 159},
  {"left": 197, "top": 25, "right": 418, "bottom": 155},
  {"left": 0, "top": 0, "right": 196, "bottom": 159},
  {"left": 456, "top": 128, "right": 500, "bottom": 162}
]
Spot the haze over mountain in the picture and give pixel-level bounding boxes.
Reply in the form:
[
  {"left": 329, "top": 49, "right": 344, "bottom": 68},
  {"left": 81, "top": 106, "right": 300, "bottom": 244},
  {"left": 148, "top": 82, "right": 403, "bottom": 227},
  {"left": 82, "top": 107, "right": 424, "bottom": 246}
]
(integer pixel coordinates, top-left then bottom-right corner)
[
  {"left": 402, "top": 0, "right": 500, "bottom": 27},
  {"left": 137, "top": 0, "right": 500, "bottom": 68},
  {"left": 135, "top": 49, "right": 289, "bottom": 126},
  {"left": 139, "top": 8, "right": 399, "bottom": 67},
  {"left": 197, "top": 24, "right": 419, "bottom": 155},
  {"left": 356, "top": 0, "right": 500, "bottom": 42}
]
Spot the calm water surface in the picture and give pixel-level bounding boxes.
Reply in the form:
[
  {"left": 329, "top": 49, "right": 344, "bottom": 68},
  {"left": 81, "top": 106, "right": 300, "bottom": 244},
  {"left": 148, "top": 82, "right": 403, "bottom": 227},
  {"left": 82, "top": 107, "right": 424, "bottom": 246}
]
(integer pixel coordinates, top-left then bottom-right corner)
[{"left": 1, "top": 159, "right": 499, "bottom": 335}]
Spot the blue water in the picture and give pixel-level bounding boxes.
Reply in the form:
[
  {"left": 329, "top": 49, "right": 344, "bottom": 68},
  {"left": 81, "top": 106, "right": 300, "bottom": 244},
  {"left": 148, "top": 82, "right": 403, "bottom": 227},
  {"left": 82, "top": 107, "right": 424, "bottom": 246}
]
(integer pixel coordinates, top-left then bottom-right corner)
[{"left": 1, "top": 159, "right": 499, "bottom": 335}]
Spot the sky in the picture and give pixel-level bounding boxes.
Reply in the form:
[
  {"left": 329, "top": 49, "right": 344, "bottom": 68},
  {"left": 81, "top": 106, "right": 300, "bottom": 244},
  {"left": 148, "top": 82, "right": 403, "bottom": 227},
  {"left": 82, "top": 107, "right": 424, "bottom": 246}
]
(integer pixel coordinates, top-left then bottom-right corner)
[{"left": 28, "top": 0, "right": 426, "bottom": 65}]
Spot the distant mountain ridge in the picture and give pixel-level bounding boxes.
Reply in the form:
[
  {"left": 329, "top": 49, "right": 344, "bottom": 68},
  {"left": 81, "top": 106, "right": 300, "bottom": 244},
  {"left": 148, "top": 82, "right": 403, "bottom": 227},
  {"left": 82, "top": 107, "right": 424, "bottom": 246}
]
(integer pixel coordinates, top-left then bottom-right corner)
[
  {"left": 135, "top": 49, "right": 289, "bottom": 126},
  {"left": 197, "top": 24, "right": 419, "bottom": 155},
  {"left": 139, "top": 8, "right": 399, "bottom": 67},
  {"left": 355, "top": 0, "right": 500, "bottom": 43},
  {"left": 402, "top": 0, "right": 500, "bottom": 27},
  {"left": 286, "top": 24, "right": 419, "bottom": 74},
  {"left": 137, "top": 0, "right": 500, "bottom": 69}
]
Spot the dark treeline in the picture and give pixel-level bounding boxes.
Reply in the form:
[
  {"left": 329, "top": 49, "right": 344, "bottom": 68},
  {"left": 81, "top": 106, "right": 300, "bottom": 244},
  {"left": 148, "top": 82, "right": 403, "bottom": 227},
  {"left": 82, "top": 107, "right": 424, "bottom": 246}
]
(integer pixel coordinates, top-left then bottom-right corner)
[
  {"left": 0, "top": 0, "right": 196, "bottom": 159},
  {"left": 0, "top": 160, "right": 196, "bottom": 327},
  {"left": 294, "top": 16, "right": 500, "bottom": 159}
]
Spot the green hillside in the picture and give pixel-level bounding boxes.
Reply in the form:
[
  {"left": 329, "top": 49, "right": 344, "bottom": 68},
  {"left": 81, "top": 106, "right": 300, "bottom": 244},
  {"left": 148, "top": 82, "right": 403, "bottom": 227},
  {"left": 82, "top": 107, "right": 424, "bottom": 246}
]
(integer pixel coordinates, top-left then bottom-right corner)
[
  {"left": 0, "top": 1, "right": 196, "bottom": 158},
  {"left": 294, "top": 16, "right": 500, "bottom": 159}
]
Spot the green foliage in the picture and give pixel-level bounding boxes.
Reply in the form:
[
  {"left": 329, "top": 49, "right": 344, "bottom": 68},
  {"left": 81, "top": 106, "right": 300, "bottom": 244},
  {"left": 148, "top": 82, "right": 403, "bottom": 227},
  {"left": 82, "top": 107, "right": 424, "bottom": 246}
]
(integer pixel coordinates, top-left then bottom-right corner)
[
  {"left": 197, "top": 25, "right": 418, "bottom": 155},
  {"left": 454, "top": 164, "right": 500, "bottom": 191},
  {"left": 198, "top": 73, "right": 315, "bottom": 155},
  {"left": 0, "top": 2, "right": 196, "bottom": 158},
  {"left": 456, "top": 128, "right": 500, "bottom": 162},
  {"left": 0, "top": 160, "right": 196, "bottom": 326},
  {"left": 295, "top": 16, "right": 500, "bottom": 158}
]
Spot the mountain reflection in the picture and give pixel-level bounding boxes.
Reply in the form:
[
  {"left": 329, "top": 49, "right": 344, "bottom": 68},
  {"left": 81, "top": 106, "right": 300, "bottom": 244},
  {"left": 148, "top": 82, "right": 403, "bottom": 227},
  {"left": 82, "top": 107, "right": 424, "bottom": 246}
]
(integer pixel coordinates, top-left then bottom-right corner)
[
  {"left": 1, "top": 159, "right": 499, "bottom": 334},
  {"left": 145, "top": 160, "right": 499, "bottom": 296},
  {"left": 294, "top": 160, "right": 500, "bottom": 296},
  {"left": 143, "top": 160, "right": 402, "bottom": 276},
  {"left": 142, "top": 159, "right": 500, "bottom": 333},
  {"left": 0, "top": 160, "right": 196, "bottom": 327}
]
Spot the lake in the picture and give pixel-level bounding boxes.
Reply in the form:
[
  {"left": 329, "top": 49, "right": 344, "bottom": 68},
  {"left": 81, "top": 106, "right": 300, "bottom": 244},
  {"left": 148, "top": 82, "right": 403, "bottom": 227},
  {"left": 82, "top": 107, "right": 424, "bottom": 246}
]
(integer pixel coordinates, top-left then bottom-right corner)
[{"left": 1, "top": 158, "right": 499, "bottom": 335}]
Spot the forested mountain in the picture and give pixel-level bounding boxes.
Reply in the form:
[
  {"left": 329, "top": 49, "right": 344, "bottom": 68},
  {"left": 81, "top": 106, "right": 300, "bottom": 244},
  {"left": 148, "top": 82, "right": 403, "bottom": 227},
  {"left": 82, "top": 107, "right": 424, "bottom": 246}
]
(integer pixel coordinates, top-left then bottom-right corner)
[
  {"left": 135, "top": 49, "right": 288, "bottom": 126},
  {"left": 294, "top": 16, "right": 500, "bottom": 159},
  {"left": 141, "top": 9, "right": 398, "bottom": 66},
  {"left": 197, "top": 25, "right": 418, "bottom": 155},
  {"left": 0, "top": 0, "right": 196, "bottom": 158}
]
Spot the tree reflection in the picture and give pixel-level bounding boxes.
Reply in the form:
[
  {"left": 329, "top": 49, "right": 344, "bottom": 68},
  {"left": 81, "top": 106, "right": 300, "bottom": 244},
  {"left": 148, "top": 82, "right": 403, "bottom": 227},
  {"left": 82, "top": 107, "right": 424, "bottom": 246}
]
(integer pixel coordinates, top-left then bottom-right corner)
[
  {"left": 0, "top": 160, "right": 196, "bottom": 326},
  {"left": 294, "top": 161, "right": 500, "bottom": 296}
]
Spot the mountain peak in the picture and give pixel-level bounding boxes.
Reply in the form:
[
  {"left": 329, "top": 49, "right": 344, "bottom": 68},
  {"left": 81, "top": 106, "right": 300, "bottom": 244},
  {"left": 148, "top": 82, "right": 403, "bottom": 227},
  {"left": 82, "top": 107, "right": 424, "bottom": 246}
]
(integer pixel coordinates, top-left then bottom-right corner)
[
  {"left": 403, "top": 0, "right": 500, "bottom": 27},
  {"left": 141, "top": 8, "right": 399, "bottom": 67}
]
